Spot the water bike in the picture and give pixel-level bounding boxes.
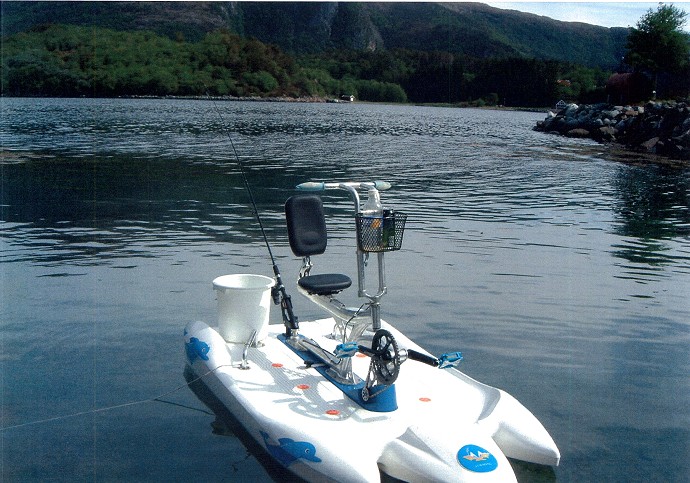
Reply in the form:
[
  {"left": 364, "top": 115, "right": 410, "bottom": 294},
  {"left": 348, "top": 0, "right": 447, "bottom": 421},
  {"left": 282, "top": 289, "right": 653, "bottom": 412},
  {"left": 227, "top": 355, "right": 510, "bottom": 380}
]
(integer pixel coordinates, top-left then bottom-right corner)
[{"left": 184, "top": 180, "right": 560, "bottom": 482}]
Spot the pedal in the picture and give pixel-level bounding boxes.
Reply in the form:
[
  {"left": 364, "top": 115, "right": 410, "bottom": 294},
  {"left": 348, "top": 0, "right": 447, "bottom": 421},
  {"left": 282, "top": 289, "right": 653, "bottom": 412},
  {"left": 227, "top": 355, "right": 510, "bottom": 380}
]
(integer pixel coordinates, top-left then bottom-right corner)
[
  {"left": 438, "top": 352, "right": 463, "bottom": 369},
  {"left": 335, "top": 342, "right": 359, "bottom": 359}
]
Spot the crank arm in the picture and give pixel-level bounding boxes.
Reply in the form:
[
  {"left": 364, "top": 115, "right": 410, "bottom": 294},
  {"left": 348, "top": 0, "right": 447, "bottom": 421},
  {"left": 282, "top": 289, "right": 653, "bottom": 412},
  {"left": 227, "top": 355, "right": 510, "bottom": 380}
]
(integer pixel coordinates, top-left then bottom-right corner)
[
  {"left": 339, "top": 343, "right": 463, "bottom": 370},
  {"left": 407, "top": 349, "right": 440, "bottom": 367},
  {"left": 407, "top": 349, "right": 463, "bottom": 369}
]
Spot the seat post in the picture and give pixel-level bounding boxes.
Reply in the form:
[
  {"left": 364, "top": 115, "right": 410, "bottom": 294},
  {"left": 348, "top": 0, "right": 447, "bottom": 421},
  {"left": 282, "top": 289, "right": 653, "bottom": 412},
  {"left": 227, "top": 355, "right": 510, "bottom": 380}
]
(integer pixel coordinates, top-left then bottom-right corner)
[{"left": 300, "top": 256, "right": 313, "bottom": 278}]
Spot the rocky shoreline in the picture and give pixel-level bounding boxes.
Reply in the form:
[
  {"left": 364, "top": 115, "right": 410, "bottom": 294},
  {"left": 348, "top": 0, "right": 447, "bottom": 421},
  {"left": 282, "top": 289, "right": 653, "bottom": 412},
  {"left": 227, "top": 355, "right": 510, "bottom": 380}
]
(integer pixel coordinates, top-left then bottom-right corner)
[{"left": 534, "top": 100, "right": 690, "bottom": 162}]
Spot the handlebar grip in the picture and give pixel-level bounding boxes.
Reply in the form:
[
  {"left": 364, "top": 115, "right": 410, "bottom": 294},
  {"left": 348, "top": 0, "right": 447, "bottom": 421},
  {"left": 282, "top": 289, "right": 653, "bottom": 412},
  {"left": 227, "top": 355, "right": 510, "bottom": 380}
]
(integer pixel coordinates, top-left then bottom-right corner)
[{"left": 296, "top": 182, "right": 326, "bottom": 191}]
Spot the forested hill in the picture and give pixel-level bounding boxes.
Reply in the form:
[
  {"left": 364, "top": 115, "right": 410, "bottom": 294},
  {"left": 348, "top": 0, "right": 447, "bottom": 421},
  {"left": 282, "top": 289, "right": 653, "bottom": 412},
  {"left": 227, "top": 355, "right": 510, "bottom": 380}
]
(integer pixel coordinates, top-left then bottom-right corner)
[{"left": 2, "top": 1, "right": 628, "bottom": 69}]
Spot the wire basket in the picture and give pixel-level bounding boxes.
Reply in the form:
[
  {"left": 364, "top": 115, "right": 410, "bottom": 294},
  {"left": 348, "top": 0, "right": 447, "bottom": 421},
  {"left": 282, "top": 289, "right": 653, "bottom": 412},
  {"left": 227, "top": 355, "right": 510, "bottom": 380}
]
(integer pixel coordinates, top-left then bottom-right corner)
[{"left": 356, "top": 211, "right": 407, "bottom": 252}]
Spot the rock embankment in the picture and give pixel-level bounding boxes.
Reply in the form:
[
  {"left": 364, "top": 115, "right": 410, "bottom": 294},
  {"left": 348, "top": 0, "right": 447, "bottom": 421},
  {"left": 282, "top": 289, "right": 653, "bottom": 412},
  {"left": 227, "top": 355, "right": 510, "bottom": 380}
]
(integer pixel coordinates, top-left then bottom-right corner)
[{"left": 534, "top": 100, "right": 690, "bottom": 160}]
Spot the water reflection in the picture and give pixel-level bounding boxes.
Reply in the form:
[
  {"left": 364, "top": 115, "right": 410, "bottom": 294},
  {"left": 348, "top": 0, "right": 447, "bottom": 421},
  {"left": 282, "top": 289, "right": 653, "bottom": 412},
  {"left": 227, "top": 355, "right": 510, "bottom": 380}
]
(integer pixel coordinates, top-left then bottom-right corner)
[
  {"left": 3, "top": 100, "right": 689, "bottom": 278},
  {"left": 1, "top": 153, "right": 286, "bottom": 265},
  {"left": 613, "top": 164, "right": 690, "bottom": 239},
  {"left": 611, "top": 163, "right": 690, "bottom": 274},
  {"left": 3, "top": 99, "right": 688, "bottom": 281}
]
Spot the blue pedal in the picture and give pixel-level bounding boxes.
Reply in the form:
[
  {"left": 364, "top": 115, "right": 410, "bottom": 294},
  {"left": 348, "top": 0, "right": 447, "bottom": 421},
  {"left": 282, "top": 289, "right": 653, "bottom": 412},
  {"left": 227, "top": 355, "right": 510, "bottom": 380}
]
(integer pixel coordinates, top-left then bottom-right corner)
[
  {"left": 335, "top": 342, "right": 359, "bottom": 358},
  {"left": 438, "top": 352, "right": 463, "bottom": 369}
]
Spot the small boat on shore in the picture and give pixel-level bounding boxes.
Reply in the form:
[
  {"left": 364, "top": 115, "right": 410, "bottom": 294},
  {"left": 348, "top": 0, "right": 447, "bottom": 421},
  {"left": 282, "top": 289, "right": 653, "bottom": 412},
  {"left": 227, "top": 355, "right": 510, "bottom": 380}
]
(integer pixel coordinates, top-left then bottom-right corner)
[{"left": 184, "top": 180, "right": 559, "bottom": 482}]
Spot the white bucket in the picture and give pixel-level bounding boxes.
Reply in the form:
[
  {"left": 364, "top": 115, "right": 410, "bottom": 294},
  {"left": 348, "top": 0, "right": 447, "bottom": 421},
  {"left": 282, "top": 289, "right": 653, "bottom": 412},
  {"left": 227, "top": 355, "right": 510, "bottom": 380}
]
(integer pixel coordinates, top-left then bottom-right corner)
[{"left": 212, "top": 274, "right": 274, "bottom": 343}]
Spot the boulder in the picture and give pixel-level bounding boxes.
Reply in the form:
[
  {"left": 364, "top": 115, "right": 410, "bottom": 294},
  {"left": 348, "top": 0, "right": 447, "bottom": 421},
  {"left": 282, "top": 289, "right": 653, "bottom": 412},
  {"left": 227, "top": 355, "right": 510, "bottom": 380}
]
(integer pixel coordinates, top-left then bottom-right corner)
[
  {"left": 563, "top": 104, "right": 579, "bottom": 117},
  {"left": 566, "top": 128, "right": 590, "bottom": 138},
  {"left": 602, "top": 109, "right": 620, "bottom": 119},
  {"left": 641, "top": 137, "right": 660, "bottom": 152},
  {"left": 596, "top": 126, "right": 617, "bottom": 142}
]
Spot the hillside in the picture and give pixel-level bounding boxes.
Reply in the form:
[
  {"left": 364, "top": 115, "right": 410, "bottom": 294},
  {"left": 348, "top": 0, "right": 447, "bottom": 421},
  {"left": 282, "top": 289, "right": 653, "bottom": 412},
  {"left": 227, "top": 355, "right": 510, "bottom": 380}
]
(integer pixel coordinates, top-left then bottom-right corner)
[
  {"left": 1, "top": 1, "right": 628, "bottom": 69},
  {"left": 0, "top": 2, "right": 233, "bottom": 41}
]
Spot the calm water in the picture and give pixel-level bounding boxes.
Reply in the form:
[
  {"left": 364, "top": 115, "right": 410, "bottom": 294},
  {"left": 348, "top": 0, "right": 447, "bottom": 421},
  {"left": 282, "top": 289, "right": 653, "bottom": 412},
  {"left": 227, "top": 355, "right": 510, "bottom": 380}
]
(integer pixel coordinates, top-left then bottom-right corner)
[{"left": 1, "top": 98, "right": 689, "bottom": 482}]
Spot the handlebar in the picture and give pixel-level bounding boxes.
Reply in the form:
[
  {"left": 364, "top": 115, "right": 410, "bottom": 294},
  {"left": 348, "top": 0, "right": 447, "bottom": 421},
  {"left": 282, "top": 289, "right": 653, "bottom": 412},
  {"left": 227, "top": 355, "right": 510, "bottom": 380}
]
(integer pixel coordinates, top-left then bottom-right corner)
[
  {"left": 297, "top": 181, "right": 391, "bottom": 192},
  {"left": 296, "top": 180, "right": 391, "bottom": 221}
]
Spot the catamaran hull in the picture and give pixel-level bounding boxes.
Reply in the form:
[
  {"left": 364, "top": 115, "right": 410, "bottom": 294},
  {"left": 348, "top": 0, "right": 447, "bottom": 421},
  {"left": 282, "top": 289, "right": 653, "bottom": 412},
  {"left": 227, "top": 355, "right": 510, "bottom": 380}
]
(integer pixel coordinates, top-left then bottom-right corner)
[{"left": 184, "top": 318, "right": 559, "bottom": 482}]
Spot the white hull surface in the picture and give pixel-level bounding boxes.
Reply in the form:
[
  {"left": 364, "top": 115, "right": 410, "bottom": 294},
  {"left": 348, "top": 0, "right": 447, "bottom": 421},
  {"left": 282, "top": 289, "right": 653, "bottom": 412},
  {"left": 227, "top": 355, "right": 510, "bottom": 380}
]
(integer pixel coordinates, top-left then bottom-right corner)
[{"left": 184, "top": 318, "right": 560, "bottom": 482}]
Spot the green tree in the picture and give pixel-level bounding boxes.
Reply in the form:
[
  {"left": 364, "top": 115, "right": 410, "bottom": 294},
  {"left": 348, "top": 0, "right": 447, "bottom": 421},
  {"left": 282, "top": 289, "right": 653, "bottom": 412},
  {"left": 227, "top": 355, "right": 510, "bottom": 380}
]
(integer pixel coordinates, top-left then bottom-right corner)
[
  {"left": 242, "top": 70, "right": 279, "bottom": 94},
  {"left": 554, "top": 64, "right": 609, "bottom": 103},
  {"left": 625, "top": 4, "right": 690, "bottom": 93},
  {"left": 355, "top": 80, "right": 407, "bottom": 103}
]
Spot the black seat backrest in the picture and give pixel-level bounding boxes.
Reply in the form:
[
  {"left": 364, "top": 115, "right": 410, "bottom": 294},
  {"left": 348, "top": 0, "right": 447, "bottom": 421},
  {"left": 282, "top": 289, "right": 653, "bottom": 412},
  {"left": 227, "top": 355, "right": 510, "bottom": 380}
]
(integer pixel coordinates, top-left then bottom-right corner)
[{"left": 285, "top": 195, "right": 328, "bottom": 257}]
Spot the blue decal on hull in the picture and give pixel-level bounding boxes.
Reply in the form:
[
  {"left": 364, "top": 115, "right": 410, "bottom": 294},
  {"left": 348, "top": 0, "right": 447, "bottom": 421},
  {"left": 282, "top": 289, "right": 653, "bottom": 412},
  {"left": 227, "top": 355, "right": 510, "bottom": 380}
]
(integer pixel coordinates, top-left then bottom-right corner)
[
  {"left": 457, "top": 444, "right": 498, "bottom": 472},
  {"left": 260, "top": 431, "right": 321, "bottom": 467},
  {"left": 185, "top": 337, "right": 210, "bottom": 363}
]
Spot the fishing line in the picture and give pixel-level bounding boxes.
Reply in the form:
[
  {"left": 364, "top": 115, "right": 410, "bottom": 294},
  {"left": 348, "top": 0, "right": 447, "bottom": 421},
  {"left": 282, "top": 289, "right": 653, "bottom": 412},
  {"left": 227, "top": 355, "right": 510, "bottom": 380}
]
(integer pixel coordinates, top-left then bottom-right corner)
[
  {"left": 0, "top": 365, "right": 233, "bottom": 432},
  {"left": 205, "top": 92, "right": 299, "bottom": 333},
  {"left": 207, "top": 96, "right": 276, "bottom": 265}
]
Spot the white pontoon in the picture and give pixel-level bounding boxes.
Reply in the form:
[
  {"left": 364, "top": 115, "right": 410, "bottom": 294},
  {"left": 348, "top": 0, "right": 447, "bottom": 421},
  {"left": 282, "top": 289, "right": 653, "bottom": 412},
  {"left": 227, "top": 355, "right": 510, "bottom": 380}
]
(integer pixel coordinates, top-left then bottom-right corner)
[{"left": 184, "top": 181, "right": 560, "bottom": 482}]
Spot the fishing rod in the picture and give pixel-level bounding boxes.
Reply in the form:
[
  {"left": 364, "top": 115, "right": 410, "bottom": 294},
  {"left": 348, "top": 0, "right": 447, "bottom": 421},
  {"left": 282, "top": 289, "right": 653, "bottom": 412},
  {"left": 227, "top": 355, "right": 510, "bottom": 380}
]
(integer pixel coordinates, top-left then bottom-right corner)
[{"left": 206, "top": 95, "right": 299, "bottom": 335}]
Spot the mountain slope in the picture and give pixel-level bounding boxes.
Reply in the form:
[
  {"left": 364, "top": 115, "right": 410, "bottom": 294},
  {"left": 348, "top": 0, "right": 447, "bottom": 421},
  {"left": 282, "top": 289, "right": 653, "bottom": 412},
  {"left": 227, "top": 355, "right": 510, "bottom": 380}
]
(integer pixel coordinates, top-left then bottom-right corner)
[
  {"left": 1, "top": 1, "right": 628, "bottom": 68},
  {"left": 1, "top": 2, "right": 234, "bottom": 41},
  {"left": 223, "top": 2, "right": 629, "bottom": 67}
]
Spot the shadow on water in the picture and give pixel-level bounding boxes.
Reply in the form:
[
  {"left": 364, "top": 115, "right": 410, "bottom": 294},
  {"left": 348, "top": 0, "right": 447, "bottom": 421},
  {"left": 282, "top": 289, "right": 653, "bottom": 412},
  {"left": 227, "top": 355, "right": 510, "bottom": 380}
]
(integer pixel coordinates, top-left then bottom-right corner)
[
  {"left": 510, "top": 460, "right": 557, "bottom": 483},
  {"left": 183, "top": 365, "right": 305, "bottom": 482}
]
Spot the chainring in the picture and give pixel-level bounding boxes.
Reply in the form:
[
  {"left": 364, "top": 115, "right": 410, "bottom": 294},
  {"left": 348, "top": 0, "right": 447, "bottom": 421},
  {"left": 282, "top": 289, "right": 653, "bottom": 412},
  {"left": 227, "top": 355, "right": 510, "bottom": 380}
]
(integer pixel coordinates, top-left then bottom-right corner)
[{"left": 368, "top": 329, "right": 401, "bottom": 386}]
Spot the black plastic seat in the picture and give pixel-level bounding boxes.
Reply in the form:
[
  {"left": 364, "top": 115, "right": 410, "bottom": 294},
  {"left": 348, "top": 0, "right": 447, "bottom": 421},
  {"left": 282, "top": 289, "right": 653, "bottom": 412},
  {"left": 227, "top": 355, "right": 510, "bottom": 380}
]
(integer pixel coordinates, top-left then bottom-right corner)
[
  {"left": 298, "top": 273, "right": 352, "bottom": 296},
  {"left": 285, "top": 195, "right": 352, "bottom": 296}
]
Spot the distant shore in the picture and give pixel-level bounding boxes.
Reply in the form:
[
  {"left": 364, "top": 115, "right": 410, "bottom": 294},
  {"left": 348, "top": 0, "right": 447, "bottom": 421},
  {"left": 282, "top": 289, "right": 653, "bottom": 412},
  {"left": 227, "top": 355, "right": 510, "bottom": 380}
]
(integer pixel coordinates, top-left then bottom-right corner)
[
  {"left": 3, "top": 93, "right": 549, "bottom": 111},
  {"left": 535, "top": 100, "right": 690, "bottom": 165}
]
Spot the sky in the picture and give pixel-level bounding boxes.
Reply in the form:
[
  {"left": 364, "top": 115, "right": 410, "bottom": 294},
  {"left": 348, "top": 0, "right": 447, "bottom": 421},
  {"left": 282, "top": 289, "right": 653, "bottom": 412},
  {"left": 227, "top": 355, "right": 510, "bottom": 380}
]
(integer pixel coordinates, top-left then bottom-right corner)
[{"left": 483, "top": 2, "right": 690, "bottom": 30}]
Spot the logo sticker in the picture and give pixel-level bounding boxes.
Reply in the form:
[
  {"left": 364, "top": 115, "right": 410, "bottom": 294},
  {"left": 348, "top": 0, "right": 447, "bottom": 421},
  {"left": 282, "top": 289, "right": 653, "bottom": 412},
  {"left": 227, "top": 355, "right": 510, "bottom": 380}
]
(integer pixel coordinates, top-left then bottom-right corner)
[{"left": 457, "top": 444, "right": 498, "bottom": 472}]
